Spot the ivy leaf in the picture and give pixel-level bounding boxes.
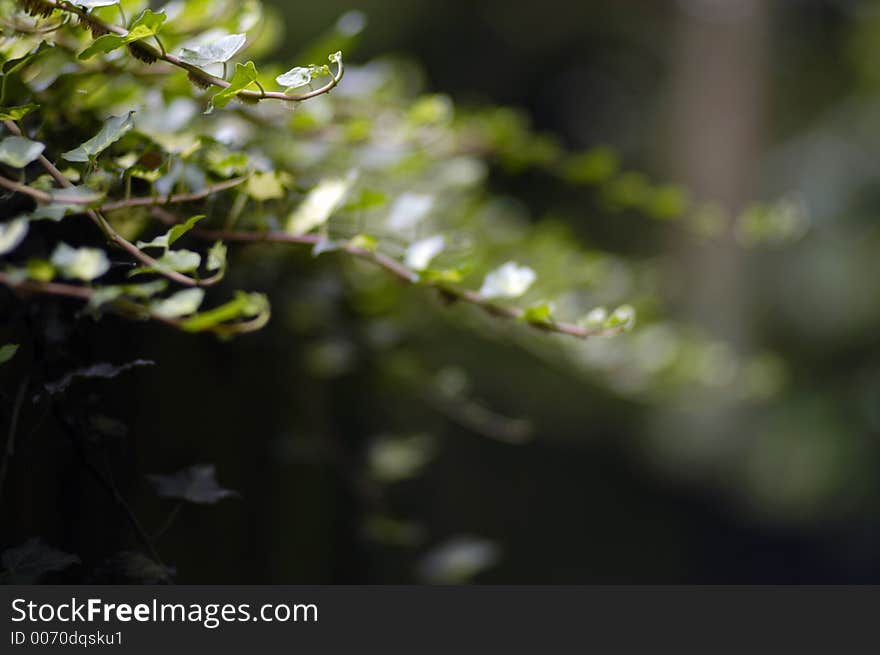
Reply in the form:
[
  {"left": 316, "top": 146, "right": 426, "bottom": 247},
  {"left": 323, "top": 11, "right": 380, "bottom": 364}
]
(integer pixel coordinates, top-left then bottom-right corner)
[
  {"left": 180, "top": 291, "right": 268, "bottom": 332},
  {"left": 88, "top": 280, "right": 167, "bottom": 309},
  {"left": 0, "top": 104, "right": 38, "bottom": 120},
  {"left": 50, "top": 243, "right": 110, "bottom": 281},
  {"left": 62, "top": 112, "right": 135, "bottom": 163},
  {"left": 1, "top": 538, "right": 80, "bottom": 584},
  {"left": 522, "top": 302, "right": 554, "bottom": 324},
  {"left": 0, "top": 136, "right": 45, "bottom": 167},
  {"left": 178, "top": 33, "right": 247, "bottom": 67},
  {"left": 136, "top": 215, "right": 205, "bottom": 250},
  {"left": 78, "top": 10, "right": 166, "bottom": 60},
  {"left": 151, "top": 288, "right": 205, "bottom": 318},
  {"left": 210, "top": 61, "right": 258, "bottom": 111},
  {"left": 405, "top": 234, "right": 445, "bottom": 270},
  {"left": 479, "top": 262, "right": 536, "bottom": 299},
  {"left": 0, "top": 343, "right": 19, "bottom": 366},
  {"left": 155, "top": 249, "right": 201, "bottom": 272},
  {"left": 0, "top": 218, "right": 29, "bottom": 255},
  {"left": 41, "top": 359, "right": 154, "bottom": 397},
  {"left": 286, "top": 174, "right": 355, "bottom": 235},
  {"left": 276, "top": 66, "right": 312, "bottom": 89},
  {"left": 206, "top": 241, "right": 227, "bottom": 272},
  {"left": 147, "top": 464, "right": 239, "bottom": 504},
  {"left": 245, "top": 171, "right": 290, "bottom": 200},
  {"left": 606, "top": 304, "right": 636, "bottom": 330}
]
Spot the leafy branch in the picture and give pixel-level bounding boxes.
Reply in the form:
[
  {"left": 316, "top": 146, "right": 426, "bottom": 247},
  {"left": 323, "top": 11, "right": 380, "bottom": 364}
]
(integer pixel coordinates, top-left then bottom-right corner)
[{"left": 35, "top": 0, "right": 344, "bottom": 105}]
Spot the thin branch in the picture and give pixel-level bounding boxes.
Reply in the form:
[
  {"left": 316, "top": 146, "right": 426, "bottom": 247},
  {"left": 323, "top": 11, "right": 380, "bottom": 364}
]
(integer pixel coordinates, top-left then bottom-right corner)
[
  {"left": 0, "top": 173, "right": 246, "bottom": 209},
  {"left": 151, "top": 209, "right": 624, "bottom": 340},
  {"left": 0, "top": 272, "right": 262, "bottom": 336},
  {"left": 49, "top": 0, "right": 344, "bottom": 103}
]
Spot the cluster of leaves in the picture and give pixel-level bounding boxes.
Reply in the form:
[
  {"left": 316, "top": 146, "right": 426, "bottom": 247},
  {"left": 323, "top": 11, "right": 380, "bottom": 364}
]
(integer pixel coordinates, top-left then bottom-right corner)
[{"left": 0, "top": 0, "right": 648, "bottom": 343}]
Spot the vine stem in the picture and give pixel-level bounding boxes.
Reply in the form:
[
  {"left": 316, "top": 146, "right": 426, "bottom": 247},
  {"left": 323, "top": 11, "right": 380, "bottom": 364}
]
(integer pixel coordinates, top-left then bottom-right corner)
[
  {"left": 49, "top": 0, "right": 344, "bottom": 103},
  {"left": 151, "top": 209, "right": 626, "bottom": 340},
  {"left": 0, "top": 272, "right": 265, "bottom": 337},
  {"left": 2, "top": 120, "right": 220, "bottom": 288}
]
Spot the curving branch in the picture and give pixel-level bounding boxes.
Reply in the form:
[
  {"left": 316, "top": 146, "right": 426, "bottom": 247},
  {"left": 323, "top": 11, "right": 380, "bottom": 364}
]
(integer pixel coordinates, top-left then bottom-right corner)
[
  {"left": 0, "top": 173, "right": 247, "bottom": 210},
  {"left": 43, "top": 0, "right": 344, "bottom": 104},
  {"left": 150, "top": 209, "right": 625, "bottom": 340},
  {"left": 0, "top": 271, "right": 266, "bottom": 337}
]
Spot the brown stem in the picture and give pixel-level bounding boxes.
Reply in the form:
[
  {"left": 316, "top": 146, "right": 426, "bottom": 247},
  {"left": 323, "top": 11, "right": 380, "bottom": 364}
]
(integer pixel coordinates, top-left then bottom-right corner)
[{"left": 151, "top": 209, "right": 623, "bottom": 340}]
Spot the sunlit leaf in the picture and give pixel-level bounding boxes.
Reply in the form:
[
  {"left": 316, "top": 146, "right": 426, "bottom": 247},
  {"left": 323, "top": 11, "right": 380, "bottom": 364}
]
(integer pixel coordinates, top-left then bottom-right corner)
[
  {"left": 0, "top": 136, "right": 45, "bottom": 167},
  {"left": 405, "top": 234, "right": 445, "bottom": 270},
  {"left": 522, "top": 302, "right": 554, "bottom": 324},
  {"left": 62, "top": 112, "right": 135, "bottom": 162},
  {"left": 0, "top": 104, "right": 38, "bottom": 120},
  {"left": 151, "top": 288, "right": 205, "bottom": 318},
  {"left": 180, "top": 291, "right": 268, "bottom": 332},
  {"left": 0, "top": 218, "right": 29, "bottom": 255},
  {"left": 50, "top": 242, "right": 110, "bottom": 281},
  {"left": 479, "top": 261, "right": 536, "bottom": 299},
  {"left": 417, "top": 536, "right": 499, "bottom": 584},
  {"left": 136, "top": 215, "right": 204, "bottom": 250},
  {"left": 178, "top": 33, "right": 247, "bottom": 67},
  {"left": 276, "top": 66, "right": 312, "bottom": 89},
  {"left": 210, "top": 61, "right": 258, "bottom": 110},
  {"left": 286, "top": 174, "right": 355, "bottom": 235},
  {"left": 78, "top": 10, "right": 166, "bottom": 60},
  {"left": 206, "top": 241, "right": 227, "bottom": 272}
]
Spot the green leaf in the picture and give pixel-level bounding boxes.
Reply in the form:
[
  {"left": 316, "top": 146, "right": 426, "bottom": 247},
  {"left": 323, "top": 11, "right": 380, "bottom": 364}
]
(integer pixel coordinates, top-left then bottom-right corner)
[
  {"left": 62, "top": 112, "right": 135, "bottom": 163},
  {"left": 522, "top": 302, "right": 554, "bottom": 324},
  {"left": 479, "top": 262, "right": 536, "bottom": 299},
  {"left": 151, "top": 288, "right": 205, "bottom": 318},
  {"left": 0, "top": 136, "right": 45, "bottom": 168},
  {"left": 25, "top": 258, "right": 54, "bottom": 282},
  {"left": 136, "top": 215, "right": 205, "bottom": 250},
  {"left": 286, "top": 174, "right": 355, "bottom": 235},
  {"left": 78, "top": 9, "right": 166, "bottom": 60},
  {"left": 180, "top": 291, "right": 268, "bottom": 332},
  {"left": 50, "top": 242, "right": 110, "bottom": 281},
  {"left": 0, "top": 104, "right": 38, "bottom": 120},
  {"left": 245, "top": 171, "right": 290, "bottom": 200},
  {"left": 0, "top": 343, "right": 19, "bottom": 365},
  {"left": 88, "top": 280, "right": 167, "bottom": 309},
  {"left": 178, "top": 33, "right": 247, "bottom": 67},
  {"left": 606, "top": 304, "right": 636, "bottom": 330},
  {"left": 210, "top": 61, "right": 258, "bottom": 110},
  {"left": 0, "top": 218, "right": 29, "bottom": 255},
  {"left": 206, "top": 241, "right": 227, "bottom": 272},
  {"left": 276, "top": 66, "right": 312, "bottom": 89},
  {"left": 348, "top": 233, "right": 377, "bottom": 252},
  {"left": 155, "top": 249, "right": 201, "bottom": 273}
]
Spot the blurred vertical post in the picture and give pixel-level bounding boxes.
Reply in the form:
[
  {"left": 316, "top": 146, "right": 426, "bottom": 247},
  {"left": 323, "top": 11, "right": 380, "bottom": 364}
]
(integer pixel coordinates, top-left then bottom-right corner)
[{"left": 657, "top": 0, "right": 768, "bottom": 467}]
